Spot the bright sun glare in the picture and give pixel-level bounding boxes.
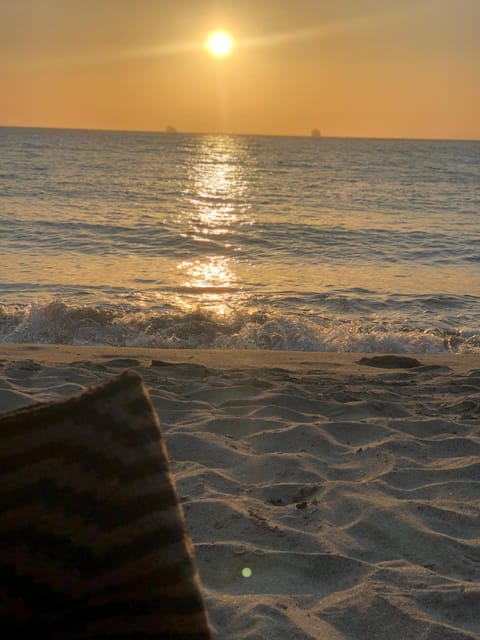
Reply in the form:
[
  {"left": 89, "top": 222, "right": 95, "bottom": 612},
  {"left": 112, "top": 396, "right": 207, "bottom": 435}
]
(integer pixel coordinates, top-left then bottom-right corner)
[{"left": 206, "top": 30, "right": 234, "bottom": 57}]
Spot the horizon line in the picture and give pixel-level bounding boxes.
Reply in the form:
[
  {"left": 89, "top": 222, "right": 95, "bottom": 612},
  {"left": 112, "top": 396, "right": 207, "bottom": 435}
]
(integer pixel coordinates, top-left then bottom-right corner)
[{"left": 1, "top": 124, "right": 478, "bottom": 143}]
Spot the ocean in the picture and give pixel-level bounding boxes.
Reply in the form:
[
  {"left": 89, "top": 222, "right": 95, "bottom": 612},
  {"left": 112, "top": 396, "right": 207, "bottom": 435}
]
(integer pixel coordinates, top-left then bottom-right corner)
[{"left": 1, "top": 127, "right": 479, "bottom": 353}]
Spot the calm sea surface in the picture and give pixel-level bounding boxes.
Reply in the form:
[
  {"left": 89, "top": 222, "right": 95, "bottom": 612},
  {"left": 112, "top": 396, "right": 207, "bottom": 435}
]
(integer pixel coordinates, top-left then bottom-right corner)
[{"left": 1, "top": 127, "right": 479, "bottom": 352}]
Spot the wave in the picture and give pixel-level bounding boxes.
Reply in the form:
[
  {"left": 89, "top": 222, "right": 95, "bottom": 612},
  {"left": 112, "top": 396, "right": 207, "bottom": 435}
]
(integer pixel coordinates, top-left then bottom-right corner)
[
  {"left": 3, "top": 216, "right": 476, "bottom": 267},
  {"left": 1, "top": 300, "right": 479, "bottom": 354}
]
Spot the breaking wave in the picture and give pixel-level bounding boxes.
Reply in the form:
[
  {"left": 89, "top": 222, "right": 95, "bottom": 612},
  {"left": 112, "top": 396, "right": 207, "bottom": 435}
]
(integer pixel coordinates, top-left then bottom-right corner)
[{"left": 1, "top": 300, "right": 479, "bottom": 354}]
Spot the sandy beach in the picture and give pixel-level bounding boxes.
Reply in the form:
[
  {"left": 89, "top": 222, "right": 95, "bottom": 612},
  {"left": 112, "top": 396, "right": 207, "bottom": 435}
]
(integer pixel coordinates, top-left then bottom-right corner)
[{"left": 1, "top": 344, "right": 479, "bottom": 639}]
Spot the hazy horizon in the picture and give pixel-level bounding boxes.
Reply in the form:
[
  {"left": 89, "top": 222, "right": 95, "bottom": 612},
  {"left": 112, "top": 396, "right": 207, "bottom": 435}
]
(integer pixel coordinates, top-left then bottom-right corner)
[{"left": 2, "top": 123, "right": 479, "bottom": 144}]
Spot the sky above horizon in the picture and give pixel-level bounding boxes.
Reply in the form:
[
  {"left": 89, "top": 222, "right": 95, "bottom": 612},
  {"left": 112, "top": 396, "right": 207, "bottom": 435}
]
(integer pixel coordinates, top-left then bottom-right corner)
[{"left": 1, "top": 0, "right": 479, "bottom": 139}]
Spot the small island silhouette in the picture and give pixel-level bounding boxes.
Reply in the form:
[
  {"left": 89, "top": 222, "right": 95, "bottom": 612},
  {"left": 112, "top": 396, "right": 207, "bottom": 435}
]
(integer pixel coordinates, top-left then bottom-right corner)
[
  {"left": 311, "top": 128, "right": 321, "bottom": 138},
  {"left": 165, "top": 125, "right": 177, "bottom": 134}
]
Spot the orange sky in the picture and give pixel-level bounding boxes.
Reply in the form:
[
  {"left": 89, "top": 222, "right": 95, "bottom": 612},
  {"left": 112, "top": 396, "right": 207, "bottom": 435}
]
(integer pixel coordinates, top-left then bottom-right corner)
[{"left": 1, "top": 0, "right": 479, "bottom": 139}]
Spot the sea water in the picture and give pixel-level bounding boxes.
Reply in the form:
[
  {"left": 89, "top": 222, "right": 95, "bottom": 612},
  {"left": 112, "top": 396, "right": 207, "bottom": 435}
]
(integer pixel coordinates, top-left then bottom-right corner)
[{"left": 1, "top": 127, "right": 479, "bottom": 352}]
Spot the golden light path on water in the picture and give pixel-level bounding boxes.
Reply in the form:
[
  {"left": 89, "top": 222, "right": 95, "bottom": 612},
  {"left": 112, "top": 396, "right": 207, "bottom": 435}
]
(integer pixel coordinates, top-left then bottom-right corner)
[{"left": 176, "top": 136, "right": 251, "bottom": 316}]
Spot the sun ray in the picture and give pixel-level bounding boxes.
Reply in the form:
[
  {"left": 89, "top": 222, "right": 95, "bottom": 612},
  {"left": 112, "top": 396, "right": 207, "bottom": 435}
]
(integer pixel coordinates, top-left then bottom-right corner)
[{"left": 31, "top": 4, "right": 430, "bottom": 71}]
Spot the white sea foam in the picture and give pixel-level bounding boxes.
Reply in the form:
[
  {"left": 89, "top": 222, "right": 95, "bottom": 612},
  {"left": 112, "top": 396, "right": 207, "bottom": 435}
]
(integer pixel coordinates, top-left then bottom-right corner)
[{"left": 1, "top": 301, "right": 478, "bottom": 353}]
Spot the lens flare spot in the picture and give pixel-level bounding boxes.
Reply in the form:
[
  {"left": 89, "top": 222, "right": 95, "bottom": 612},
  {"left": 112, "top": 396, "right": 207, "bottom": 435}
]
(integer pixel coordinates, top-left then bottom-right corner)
[{"left": 241, "top": 567, "right": 252, "bottom": 578}]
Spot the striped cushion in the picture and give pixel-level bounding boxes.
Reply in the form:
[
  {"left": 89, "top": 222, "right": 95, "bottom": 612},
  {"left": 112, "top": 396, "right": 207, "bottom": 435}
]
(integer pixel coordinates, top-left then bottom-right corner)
[{"left": 0, "top": 370, "right": 212, "bottom": 638}]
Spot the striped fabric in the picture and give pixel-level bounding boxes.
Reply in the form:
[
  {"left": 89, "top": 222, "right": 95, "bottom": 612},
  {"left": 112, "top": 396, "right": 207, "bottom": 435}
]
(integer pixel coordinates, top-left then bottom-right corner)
[{"left": 0, "top": 370, "right": 212, "bottom": 638}]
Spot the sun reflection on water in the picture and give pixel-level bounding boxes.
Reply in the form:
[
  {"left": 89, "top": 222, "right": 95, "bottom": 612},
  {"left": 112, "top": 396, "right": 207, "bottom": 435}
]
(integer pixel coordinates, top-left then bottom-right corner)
[
  {"left": 177, "top": 136, "right": 251, "bottom": 314},
  {"left": 176, "top": 256, "right": 238, "bottom": 315}
]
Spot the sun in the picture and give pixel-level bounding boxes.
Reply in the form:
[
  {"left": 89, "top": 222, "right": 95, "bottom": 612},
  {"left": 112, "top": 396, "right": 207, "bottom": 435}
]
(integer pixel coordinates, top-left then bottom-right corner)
[{"left": 206, "top": 30, "right": 234, "bottom": 57}]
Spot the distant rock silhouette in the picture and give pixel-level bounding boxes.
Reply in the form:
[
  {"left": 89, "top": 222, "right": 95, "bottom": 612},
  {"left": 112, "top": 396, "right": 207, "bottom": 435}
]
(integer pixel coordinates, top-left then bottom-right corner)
[
  {"left": 166, "top": 125, "right": 177, "bottom": 133},
  {"left": 311, "top": 128, "right": 321, "bottom": 138}
]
